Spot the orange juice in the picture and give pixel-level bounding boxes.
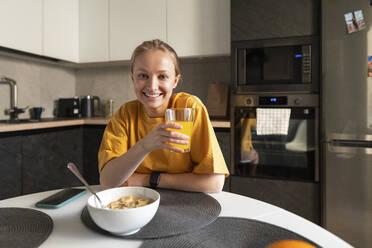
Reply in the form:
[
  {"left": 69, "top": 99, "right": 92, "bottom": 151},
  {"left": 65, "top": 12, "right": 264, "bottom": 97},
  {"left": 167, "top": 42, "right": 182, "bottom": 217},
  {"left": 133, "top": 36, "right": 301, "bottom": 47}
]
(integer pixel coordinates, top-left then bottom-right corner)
[{"left": 168, "top": 121, "right": 193, "bottom": 152}]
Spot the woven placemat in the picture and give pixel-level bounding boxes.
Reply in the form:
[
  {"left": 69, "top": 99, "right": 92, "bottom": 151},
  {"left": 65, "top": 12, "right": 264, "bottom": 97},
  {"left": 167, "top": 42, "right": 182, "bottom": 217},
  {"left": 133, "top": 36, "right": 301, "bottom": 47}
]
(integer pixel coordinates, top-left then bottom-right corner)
[
  {"left": 0, "top": 208, "right": 53, "bottom": 248},
  {"left": 81, "top": 188, "right": 221, "bottom": 239},
  {"left": 140, "top": 217, "right": 321, "bottom": 248}
]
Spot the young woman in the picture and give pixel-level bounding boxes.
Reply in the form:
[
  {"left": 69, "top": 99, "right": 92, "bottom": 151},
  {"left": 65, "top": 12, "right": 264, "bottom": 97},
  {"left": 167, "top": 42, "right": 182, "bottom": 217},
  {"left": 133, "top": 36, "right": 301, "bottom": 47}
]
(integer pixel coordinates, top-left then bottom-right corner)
[{"left": 98, "top": 39, "right": 229, "bottom": 193}]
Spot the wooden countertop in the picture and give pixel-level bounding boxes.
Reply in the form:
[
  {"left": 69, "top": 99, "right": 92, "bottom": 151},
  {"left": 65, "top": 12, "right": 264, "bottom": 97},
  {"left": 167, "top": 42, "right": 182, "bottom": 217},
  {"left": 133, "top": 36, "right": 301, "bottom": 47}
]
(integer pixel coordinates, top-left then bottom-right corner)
[{"left": 0, "top": 118, "right": 230, "bottom": 133}]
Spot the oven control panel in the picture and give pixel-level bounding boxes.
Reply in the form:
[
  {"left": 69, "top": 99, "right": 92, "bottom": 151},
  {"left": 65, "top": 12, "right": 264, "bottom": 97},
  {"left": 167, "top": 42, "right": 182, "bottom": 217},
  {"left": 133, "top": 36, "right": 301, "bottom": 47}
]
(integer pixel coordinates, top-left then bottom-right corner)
[
  {"left": 233, "top": 94, "right": 319, "bottom": 107},
  {"left": 258, "top": 96, "right": 287, "bottom": 105}
]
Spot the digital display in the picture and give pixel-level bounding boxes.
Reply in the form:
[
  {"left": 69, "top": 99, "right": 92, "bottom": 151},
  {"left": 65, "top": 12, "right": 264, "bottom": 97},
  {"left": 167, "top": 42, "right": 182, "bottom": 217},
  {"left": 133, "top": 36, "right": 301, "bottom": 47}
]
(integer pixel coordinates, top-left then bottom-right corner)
[{"left": 259, "top": 96, "right": 287, "bottom": 105}]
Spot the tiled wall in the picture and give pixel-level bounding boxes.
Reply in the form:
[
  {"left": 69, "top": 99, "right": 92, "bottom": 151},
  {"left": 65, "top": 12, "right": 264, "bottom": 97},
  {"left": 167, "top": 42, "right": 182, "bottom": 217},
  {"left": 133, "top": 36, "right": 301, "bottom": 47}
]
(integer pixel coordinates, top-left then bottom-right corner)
[
  {"left": 0, "top": 52, "right": 230, "bottom": 120},
  {"left": 0, "top": 53, "right": 75, "bottom": 119},
  {"left": 75, "top": 57, "right": 231, "bottom": 114}
]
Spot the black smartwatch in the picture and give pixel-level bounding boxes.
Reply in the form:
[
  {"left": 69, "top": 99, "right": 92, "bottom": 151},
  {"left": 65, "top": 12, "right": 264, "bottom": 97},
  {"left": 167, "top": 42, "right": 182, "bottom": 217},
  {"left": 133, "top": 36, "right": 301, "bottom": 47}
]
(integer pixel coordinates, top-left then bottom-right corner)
[{"left": 150, "top": 171, "right": 161, "bottom": 189}]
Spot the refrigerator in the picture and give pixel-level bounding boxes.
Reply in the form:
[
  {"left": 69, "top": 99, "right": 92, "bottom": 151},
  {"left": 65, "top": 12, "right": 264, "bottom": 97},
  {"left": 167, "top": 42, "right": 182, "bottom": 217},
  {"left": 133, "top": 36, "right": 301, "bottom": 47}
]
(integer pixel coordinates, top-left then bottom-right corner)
[{"left": 322, "top": 1, "right": 372, "bottom": 248}]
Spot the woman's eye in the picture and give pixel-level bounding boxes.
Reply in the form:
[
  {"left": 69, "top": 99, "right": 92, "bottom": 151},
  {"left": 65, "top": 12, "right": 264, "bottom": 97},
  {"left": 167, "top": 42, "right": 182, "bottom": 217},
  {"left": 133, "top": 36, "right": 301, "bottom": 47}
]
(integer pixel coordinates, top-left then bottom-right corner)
[
  {"left": 159, "top": 74, "right": 168, "bottom": 80},
  {"left": 138, "top": 74, "right": 148, "bottom": 79}
]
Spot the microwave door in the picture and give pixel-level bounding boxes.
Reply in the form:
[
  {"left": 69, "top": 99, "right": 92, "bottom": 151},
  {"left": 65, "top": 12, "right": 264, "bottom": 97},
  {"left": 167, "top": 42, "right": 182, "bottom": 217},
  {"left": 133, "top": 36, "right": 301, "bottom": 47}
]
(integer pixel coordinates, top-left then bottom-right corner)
[{"left": 263, "top": 47, "right": 293, "bottom": 81}]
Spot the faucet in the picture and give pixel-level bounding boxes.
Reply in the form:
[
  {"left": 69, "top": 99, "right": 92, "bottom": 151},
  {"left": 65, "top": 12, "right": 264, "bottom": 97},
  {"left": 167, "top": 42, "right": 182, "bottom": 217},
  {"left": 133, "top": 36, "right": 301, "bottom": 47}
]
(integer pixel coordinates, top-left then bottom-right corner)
[{"left": 0, "top": 76, "right": 27, "bottom": 120}]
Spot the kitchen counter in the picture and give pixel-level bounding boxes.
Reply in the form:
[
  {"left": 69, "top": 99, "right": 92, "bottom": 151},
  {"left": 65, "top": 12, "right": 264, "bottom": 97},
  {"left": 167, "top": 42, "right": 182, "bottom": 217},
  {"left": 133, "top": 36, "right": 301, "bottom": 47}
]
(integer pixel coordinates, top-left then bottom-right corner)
[
  {"left": 0, "top": 118, "right": 230, "bottom": 133},
  {"left": 0, "top": 186, "right": 351, "bottom": 248}
]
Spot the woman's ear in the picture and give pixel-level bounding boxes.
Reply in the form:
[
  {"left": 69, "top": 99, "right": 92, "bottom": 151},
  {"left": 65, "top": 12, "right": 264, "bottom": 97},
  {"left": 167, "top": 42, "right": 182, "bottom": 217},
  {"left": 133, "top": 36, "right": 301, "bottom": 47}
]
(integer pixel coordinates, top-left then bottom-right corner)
[{"left": 173, "top": 74, "right": 181, "bottom": 89}]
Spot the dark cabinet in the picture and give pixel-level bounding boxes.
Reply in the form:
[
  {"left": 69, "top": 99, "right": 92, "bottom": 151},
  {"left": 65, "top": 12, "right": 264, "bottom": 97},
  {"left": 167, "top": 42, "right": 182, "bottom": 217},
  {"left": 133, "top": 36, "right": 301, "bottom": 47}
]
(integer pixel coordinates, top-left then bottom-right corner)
[
  {"left": 231, "top": 0, "right": 320, "bottom": 41},
  {"left": 0, "top": 134, "right": 22, "bottom": 199},
  {"left": 230, "top": 176, "right": 320, "bottom": 224},
  {"left": 83, "top": 126, "right": 105, "bottom": 185},
  {"left": 22, "top": 127, "right": 84, "bottom": 194},
  {"left": 215, "top": 127, "right": 231, "bottom": 191},
  {"left": 0, "top": 124, "right": 229, "bottom": 199}
]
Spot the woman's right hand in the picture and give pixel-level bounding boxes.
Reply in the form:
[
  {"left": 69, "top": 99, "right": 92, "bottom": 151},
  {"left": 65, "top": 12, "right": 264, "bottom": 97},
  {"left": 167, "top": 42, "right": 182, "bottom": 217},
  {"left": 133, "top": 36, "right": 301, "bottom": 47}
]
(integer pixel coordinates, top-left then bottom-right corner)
[{"left": 137, "top": 122, "right": 189, "bottom": 153}]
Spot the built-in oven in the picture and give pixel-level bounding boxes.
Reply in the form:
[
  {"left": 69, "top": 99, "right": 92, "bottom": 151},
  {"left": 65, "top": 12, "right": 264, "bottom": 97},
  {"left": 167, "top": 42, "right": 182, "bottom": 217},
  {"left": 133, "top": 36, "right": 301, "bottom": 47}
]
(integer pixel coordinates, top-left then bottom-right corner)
[
  {"left": 231, "top": 93, "right": 319, "bottom": 183},
  {"left": 231, "top": 36, "right": 319, "bottom": 93}
]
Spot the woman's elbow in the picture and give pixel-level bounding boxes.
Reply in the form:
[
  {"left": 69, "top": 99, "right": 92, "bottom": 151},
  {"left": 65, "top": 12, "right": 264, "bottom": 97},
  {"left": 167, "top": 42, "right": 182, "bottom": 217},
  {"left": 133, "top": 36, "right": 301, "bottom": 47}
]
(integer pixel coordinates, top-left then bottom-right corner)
[{"left": 206, "top": 174, "right": 225, "bottom": 193}]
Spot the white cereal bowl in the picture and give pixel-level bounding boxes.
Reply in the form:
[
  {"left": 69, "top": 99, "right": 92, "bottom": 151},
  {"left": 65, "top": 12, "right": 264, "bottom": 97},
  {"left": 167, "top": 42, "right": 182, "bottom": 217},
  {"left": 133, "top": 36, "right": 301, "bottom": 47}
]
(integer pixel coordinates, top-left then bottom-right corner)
[{"left": 87, "top": 186, "right": 160, "bottom": 236}]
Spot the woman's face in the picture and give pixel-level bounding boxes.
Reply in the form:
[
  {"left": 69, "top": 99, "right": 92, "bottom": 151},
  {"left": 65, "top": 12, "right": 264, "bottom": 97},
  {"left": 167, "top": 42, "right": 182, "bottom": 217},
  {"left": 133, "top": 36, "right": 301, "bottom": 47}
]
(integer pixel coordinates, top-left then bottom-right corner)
[{"left": 131, "top": 49, "right": 180, "bottom": 117}]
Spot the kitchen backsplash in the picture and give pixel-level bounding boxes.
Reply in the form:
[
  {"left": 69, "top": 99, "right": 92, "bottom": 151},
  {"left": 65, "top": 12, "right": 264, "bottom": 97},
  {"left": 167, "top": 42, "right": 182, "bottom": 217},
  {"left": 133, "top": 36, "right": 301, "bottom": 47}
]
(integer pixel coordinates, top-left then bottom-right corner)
[
  {"left": 0, "top": 53, "right": 75, "bottom": 120},
  {"left": 0, "top": 53, "right": 230, "bottom": 120}
]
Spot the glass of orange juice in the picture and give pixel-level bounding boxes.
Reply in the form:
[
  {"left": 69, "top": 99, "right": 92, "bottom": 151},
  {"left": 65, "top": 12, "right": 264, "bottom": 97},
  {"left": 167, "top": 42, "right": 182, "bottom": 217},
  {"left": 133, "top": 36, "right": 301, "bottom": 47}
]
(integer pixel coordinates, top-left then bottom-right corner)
[{"left": 165, "top": 108, "right": 194, "bottom": 152}]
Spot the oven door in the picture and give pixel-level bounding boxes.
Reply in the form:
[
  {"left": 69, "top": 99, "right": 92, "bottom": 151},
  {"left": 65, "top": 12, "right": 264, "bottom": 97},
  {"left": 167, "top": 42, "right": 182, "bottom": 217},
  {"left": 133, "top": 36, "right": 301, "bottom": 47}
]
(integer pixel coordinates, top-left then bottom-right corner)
[{"left": 232, "top": 106, "right": 319, "bottom": 182}]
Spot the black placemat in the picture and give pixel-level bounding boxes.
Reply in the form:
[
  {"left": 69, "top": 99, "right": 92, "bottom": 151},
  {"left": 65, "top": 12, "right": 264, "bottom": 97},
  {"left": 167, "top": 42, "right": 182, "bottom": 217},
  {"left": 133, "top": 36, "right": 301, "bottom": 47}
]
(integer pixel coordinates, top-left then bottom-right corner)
[
  {"left": 0, "top": 207, "right": 53, "bottom": 248},
  {"left": 140, "top": 217, "right": 321, "bottom": 248},
  {"left": 81, "top": 188, "right": 221, "bottom": 239}
]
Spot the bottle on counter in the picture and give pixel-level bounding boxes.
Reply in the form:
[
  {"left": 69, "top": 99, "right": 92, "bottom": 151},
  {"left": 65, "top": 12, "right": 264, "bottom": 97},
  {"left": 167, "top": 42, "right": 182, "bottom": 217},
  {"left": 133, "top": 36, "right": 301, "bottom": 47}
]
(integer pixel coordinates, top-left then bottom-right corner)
[{"left": 106, "top": 99, "right": 114, "bottom": 117}]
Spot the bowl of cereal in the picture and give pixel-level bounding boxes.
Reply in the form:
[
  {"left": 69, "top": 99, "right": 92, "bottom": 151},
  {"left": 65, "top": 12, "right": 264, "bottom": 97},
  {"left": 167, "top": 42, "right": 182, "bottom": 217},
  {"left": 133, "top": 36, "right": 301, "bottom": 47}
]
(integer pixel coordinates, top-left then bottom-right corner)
[{"left": 87, "top": 186, "right": 160, "bottom": 236}]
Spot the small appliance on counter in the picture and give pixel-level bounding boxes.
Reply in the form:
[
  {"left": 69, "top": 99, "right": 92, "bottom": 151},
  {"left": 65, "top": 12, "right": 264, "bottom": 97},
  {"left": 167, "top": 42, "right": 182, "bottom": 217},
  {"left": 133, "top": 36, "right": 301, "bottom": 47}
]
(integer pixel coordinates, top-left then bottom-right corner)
[
  {"left": 80, "top": 95, "right": 101, "bottom": 118},
  {"left": 56, "top": 97, "right": 81, "bottom": 118},
  {"left": 105, "top": 99, "right": 114, "bottom": 117}
]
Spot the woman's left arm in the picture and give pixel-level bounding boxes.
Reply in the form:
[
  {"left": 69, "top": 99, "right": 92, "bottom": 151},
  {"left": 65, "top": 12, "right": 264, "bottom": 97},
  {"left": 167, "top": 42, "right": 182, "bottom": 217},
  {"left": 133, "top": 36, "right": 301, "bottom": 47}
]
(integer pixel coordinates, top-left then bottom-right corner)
[{"left": 123, "top": 172, "right": 225, "bottom": 193}]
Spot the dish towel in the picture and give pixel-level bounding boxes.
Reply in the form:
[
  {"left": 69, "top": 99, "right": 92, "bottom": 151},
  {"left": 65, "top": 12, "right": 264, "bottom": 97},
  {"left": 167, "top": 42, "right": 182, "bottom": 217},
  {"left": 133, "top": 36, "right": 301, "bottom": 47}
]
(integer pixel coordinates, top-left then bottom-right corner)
[{"left": 256, "top": 108, "right": 291, "bottom": 135}]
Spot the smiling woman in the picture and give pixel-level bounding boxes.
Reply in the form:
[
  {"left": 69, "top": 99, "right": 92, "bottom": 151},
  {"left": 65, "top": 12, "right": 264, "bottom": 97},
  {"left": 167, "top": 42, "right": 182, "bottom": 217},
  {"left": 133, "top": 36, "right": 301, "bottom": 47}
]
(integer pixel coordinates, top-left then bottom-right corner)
[{"left": 98, "top": 39, "right": 229, "bottom": 193}]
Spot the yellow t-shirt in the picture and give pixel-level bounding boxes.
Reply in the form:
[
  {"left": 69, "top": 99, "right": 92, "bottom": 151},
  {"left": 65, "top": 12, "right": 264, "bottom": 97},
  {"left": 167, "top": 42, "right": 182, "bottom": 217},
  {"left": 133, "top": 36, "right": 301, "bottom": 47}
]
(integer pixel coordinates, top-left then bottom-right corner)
[{"left": 98, "top": 92, "right": 229, "bottom": 176}]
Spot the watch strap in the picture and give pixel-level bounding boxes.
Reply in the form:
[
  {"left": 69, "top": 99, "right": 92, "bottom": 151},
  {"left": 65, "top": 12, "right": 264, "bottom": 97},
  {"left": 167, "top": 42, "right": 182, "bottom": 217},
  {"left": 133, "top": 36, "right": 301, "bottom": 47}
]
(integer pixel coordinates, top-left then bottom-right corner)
[{"left": 150, "top": 171, "right": 161, "bottom": 189}]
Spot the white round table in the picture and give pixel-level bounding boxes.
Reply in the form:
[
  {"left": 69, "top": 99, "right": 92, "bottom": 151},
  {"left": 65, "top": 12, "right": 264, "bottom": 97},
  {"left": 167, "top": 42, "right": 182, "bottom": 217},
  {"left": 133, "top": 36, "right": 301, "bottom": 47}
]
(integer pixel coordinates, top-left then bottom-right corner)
[{"left": 0, "top": 187, "right": 352, "bottom": 248}]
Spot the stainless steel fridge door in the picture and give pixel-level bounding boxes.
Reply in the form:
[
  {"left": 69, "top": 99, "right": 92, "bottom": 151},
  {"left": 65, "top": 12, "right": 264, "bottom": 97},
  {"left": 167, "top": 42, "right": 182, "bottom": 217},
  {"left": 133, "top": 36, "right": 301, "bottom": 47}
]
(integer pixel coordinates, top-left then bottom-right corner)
[
  {"left": 322, "top": 0, "right": 372, "bottom": 138},
  {"left": 324, "top": 142, "right": 372, "bottom": 248}
]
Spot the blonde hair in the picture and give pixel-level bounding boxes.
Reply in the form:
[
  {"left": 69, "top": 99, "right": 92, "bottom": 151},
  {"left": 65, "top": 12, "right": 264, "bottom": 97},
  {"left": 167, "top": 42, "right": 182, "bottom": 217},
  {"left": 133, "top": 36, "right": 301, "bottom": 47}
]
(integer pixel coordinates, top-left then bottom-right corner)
[{"left": 130, "top": 39, "right": 181, "bottom": 77}]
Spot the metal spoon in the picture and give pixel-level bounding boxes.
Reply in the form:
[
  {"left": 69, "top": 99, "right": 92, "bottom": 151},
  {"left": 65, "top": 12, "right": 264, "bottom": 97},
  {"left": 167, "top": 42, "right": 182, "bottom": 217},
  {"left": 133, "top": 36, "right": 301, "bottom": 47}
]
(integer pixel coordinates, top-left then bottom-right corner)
[{"left": 67, "top": 162, "right": 106, "bottom": 209}]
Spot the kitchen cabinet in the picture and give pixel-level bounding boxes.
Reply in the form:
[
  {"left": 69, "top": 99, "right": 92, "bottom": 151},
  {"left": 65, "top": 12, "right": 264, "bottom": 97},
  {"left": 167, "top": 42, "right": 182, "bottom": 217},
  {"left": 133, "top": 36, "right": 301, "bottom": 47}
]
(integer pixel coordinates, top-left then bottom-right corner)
[
  {"left": 1, "top": 0, "right": 229, "bottom": 62},
  {"left": 43, "top": 0, "right": 79, "bottom": 62},
  {"left": 0, "top": 0, "right": 42, "bottom": 55},
  {"left": 215, "top": 127, "right": 231, "bottom": 191},
  {"left": 167, "top": 0, "right": 230, "bottom": 57},
  {"left": 0, "top": 124, "right": 230, "bottom": 199},
  {"left": 22, "top": 127, "right": 84, "bottom": 194},
  {"left": 0, "top": 134, "right": 22, "bottom": 200},
  {"left": 231, "top": 0, "right": 320, "bottom": 41},
  {"left": 79, "top": 0, "right": 109, "bottom": 63},
  {"left": 83, "top": 126, "right": 105, "bottom": 185},
  {"left": 109, "top": 0, "right": 167, "bottom": 61},
  {"left": 230, "top": 176, "right": 320, "bottom": 224},
  {"left": 0, "top": 126, "right": 93, "bottom": 199}
]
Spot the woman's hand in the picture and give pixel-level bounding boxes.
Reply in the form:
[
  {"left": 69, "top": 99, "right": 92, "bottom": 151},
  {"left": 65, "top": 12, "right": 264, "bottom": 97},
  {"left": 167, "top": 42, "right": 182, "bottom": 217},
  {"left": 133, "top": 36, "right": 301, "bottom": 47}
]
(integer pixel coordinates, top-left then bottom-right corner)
[{"left": 137, "top": 122, "right": 189, "bottom": 153}]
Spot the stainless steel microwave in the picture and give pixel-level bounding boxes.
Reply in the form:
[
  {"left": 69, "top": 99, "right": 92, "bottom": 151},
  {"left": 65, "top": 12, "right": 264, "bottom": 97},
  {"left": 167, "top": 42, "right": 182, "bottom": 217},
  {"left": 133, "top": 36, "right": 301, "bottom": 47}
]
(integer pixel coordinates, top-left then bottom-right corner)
[{"left": 231, "top": 36, "right": 319, "bottom": 93}]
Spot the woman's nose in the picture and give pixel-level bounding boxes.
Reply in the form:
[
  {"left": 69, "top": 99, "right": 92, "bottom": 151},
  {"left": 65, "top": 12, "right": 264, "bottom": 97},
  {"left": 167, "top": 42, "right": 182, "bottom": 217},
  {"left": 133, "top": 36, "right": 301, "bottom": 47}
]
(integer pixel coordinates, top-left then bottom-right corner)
[{"left": 147, "top": 75, "right": 159, "bottom": 90}]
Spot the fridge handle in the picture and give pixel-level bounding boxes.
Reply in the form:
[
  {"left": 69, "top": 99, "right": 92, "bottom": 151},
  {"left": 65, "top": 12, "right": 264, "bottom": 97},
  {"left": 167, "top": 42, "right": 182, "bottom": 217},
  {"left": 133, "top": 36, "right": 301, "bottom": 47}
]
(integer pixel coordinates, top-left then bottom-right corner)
[{"left": 327, "top": 143, "right": 372, "bottom": 155}]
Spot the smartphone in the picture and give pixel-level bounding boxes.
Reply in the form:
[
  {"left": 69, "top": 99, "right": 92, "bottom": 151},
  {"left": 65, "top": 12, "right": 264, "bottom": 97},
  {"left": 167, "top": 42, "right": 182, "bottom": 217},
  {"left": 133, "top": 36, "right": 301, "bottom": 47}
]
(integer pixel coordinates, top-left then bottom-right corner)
[{"left": 35, "top": 188, "right": 87, "bottom": 209}]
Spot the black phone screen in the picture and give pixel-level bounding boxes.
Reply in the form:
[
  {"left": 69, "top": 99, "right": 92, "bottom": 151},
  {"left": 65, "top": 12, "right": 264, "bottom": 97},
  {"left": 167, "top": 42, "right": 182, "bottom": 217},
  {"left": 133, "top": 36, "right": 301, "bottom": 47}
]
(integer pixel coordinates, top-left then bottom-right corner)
[{"left": 35, "top": 188, "right": 86, "bottom": 208}]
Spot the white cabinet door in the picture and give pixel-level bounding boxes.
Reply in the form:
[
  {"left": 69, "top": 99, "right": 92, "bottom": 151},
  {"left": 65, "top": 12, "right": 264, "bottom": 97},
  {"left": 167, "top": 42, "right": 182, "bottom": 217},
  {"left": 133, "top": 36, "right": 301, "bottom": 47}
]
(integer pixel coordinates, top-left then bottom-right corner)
[
  {"left": 167, "top": 0, "right": 230, "bottom": 57},
  {"left": 43, "top": 0, "right": 79, "bottom": 62},
  {"left": 0, "top": 0, "right": 42, "bottom": 55},
  {"left": 79, "top": 0, "right": 109, "bottom": 63},
  {"left": 109, "top": 0, "right": 166, "bottom": 61}
]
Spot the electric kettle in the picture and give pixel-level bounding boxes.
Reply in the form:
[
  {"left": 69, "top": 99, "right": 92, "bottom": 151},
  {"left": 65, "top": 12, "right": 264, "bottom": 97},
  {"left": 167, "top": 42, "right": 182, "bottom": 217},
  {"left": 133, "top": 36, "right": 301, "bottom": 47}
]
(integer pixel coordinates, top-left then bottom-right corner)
[{"left": 80, "top": 95, "right": 101, "bottom": 117}]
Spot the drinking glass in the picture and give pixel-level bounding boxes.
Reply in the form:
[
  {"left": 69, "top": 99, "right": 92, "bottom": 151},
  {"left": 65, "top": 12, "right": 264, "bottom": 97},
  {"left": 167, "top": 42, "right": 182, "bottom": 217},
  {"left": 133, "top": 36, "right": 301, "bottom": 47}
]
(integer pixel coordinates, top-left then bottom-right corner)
[{"left": 165, "top": 108, "right": 194, "bottom": 152}]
